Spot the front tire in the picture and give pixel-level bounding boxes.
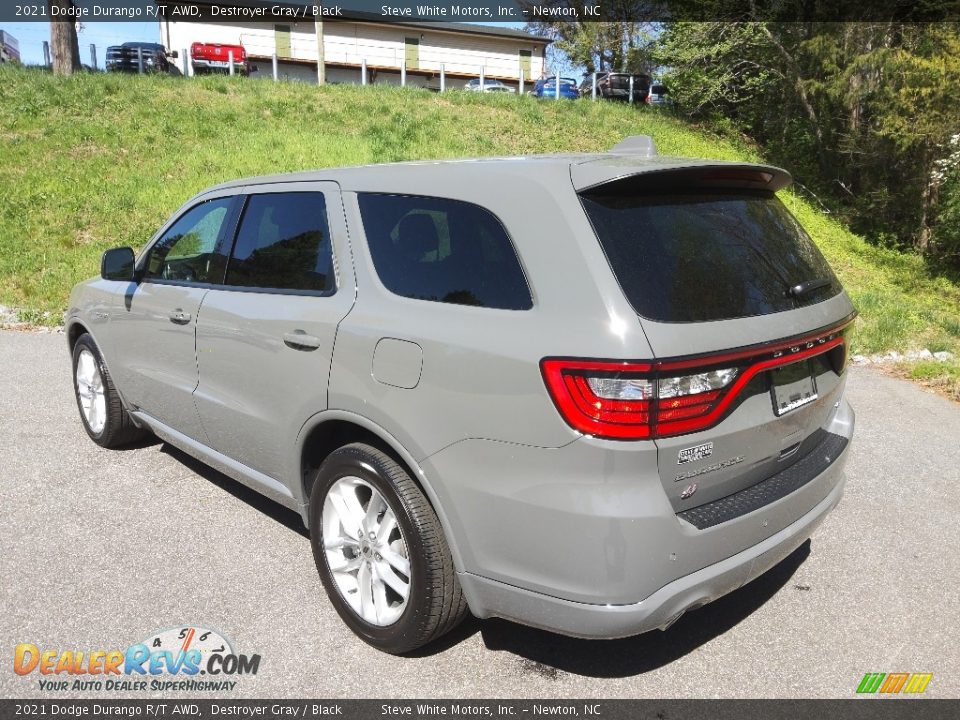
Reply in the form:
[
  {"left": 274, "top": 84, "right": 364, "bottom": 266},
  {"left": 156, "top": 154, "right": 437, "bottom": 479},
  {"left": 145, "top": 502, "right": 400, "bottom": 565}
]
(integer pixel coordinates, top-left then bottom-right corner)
[
  {"left": 309, "top": 443, "right": 468, "bottom": 653},
  {"left": 72, "top": 333, "right": 146, "bottom": 448}
]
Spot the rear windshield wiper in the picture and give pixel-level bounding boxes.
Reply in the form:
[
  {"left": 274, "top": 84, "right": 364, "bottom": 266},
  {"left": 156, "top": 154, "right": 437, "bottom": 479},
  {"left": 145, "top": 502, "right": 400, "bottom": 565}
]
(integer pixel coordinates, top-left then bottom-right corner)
[{"left": 787, "top": 278, "right": 832, "bottom": 299}]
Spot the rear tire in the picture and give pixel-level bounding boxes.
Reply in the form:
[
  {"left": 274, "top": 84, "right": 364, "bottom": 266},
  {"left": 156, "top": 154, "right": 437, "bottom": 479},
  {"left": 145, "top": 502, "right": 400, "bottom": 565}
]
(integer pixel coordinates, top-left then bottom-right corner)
[
  {"left": 72, "top": 333, "right": 146, "bottom": 448},
  {"left": 309, "top": 443, "right": 468, "bottom": 654}
]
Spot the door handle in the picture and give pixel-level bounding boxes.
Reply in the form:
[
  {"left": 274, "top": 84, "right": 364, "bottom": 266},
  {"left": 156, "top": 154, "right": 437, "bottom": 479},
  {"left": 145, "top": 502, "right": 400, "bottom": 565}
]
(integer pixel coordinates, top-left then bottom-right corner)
[
  {"left": 169, "top": 309, "right": 192, "bottom": 325},
  {"left": 283, "top": 330, "right": 322, "bottom": 350}
]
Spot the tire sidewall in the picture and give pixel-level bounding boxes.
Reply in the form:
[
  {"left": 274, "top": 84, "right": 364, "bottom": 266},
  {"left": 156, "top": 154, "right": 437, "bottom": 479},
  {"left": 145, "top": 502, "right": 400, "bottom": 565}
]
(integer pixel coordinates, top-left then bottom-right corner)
[
  {"left": 72, "top": 336, "right": 109, "bottom": 443},
  {"left": 309, "top": 447, "right": 431, "bottom": 653}
]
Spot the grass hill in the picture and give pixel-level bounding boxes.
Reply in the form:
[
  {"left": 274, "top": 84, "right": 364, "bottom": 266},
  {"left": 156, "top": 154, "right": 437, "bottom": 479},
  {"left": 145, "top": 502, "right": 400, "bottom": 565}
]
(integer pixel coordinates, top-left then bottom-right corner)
[{"left": 1, "top": 65, "right": 958, "bottom": 396}]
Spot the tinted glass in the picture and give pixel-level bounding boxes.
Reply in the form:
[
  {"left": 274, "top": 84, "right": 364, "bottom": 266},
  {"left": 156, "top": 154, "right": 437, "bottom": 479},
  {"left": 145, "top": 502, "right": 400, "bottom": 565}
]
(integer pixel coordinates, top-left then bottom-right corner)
[
  {"left": 226, "top": 193, "right": 334, "bottom": 293},
  {"left": 357, "top": 194, "right": 532, "bottom": 310},
  {"left": 144, "top": 197, "right": 232, "bottom": 283},
  {"left": 580, "top": 191, "right": 841, "bottom": 322}
]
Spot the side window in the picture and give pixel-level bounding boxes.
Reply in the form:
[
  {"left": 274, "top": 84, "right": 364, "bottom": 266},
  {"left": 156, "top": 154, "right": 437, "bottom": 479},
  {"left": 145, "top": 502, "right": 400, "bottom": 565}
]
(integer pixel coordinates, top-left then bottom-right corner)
[
  {"left": 226, "top": 192, "right": 334, "bottom": 293},
  {"left": 144, "top": 198, "right": 232, "bottom": 283},
  {"left": 357, "top": 194, "right": 532, "bottom": 310}
]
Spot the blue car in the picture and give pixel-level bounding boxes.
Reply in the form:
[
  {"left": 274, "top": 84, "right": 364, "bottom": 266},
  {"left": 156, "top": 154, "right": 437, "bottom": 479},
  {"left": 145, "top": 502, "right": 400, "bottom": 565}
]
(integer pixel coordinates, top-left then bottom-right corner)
[{"left": 532, "top": 76, "right": 580, "bottom": 99}]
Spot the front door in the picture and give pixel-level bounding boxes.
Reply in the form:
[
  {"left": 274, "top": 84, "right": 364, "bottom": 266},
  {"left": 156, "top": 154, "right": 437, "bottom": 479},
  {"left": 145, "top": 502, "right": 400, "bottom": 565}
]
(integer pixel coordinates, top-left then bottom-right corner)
[
  {"left": 117, "top": 195, "right": 236, "bottom": 440},
  {"left": 404, "top": 37, "right": 419, "bottom": 69},
  {"left": 194, "top": 183, "right": 355, "bottom": 484},
  {"left": 519, "top": 50, "right": 532, "bottom": 80},
  {"left": 275, "top": 25, "right": 291, "bottom": 58}
]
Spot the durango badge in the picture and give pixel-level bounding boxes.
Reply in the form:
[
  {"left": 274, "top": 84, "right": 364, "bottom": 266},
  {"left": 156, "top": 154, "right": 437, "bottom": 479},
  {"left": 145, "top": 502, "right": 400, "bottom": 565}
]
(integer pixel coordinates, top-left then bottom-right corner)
[{"left": 675, "top": 456, "right": 745, "bottom": 483}]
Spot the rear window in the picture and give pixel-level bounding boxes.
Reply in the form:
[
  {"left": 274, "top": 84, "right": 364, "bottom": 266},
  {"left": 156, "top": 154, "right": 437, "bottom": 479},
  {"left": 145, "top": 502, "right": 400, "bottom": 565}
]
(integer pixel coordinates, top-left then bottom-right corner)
[
  {"left": 580, "top": 190, "right": 841, "bottom": 323},
  {"left": 357, "top": 193, "right": 532, "bottom": 310}
]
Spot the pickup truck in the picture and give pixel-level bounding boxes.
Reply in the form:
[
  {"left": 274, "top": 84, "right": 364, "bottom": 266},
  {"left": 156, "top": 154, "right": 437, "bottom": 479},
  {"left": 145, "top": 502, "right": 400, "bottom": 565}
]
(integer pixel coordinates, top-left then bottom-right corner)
[
  {"left": 191, "top": 42, "right": 249, "bottom": 75},
  {"left": 106, "top": 42, "right": 177, "bottom": 74},
  {"left": 581, "top": 72, "right": 652, "bottom": 104}
]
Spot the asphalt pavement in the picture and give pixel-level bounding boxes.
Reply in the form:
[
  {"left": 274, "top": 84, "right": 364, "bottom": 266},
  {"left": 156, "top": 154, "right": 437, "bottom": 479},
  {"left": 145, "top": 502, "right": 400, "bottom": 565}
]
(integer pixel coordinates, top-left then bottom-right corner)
[{"left": 1, "top": 329, "right": 958, "bottom": 699}]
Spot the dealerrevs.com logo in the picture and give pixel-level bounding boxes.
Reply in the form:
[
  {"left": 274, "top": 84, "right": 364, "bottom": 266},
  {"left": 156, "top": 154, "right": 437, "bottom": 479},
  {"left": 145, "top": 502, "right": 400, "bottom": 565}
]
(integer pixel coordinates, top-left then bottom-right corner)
[{"left": 13, "top": 626, "right": 260, "bottom": 692}]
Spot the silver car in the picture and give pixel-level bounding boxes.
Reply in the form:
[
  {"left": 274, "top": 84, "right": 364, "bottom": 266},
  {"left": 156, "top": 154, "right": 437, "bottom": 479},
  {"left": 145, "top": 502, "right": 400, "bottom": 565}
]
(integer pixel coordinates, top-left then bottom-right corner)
[
  {"left": 463, "top": 78, "right": 516, "bottom": 93},
  {"left": 67, "top": 137, "right": 855, "bottom": 653}
]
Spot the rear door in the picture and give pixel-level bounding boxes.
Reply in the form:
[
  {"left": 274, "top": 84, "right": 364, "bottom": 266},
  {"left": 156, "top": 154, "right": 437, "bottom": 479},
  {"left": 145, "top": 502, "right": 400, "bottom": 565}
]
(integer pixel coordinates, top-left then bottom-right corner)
[
  {"left": 574, "top": 166, "right": 856, "bottom": 512},
  {"left": 193, "top": 182, "right": 355, "bottom": 484},
  {"left": 116, "top": 195, "right": 237, "bottom": 441}
]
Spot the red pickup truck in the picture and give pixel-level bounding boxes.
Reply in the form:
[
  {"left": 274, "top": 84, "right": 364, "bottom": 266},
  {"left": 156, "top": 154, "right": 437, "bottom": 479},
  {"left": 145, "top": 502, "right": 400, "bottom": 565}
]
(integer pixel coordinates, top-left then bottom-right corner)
[{"left": 190, "top": 42, "right": 249, "bottom": 75}]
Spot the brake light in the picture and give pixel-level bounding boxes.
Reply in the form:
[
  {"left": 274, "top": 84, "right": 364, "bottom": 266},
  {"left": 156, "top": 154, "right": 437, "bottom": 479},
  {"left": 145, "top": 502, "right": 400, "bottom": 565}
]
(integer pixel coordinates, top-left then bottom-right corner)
[
  {"left": 541, "top": 360, "right": 655, "bottom": 439},
  {"left": 541, "top": 325, "right": 848, "bottom": 440}
]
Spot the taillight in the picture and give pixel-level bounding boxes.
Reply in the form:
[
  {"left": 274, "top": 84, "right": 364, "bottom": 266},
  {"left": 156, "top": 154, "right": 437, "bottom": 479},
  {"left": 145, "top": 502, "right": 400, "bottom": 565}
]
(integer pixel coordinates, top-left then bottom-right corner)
[
  {"left": 541, "top": 324, "right": 849, "bottom": 440},
  {"left": 541, "top": 360, "right": 655, "bottom": 439},
  {"left": 542, "top": 359, "right": 740, "bottom": 439}
]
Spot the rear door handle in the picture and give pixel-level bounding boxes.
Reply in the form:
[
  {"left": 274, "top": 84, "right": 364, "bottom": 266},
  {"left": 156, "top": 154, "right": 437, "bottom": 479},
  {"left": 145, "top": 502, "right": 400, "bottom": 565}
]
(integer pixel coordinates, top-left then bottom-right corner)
[
  {"left": 169, "top": 309, "right": 192, "bottom": 325},
  {"left": 283, "top": 330, "right": 322, "bottom": 350}
]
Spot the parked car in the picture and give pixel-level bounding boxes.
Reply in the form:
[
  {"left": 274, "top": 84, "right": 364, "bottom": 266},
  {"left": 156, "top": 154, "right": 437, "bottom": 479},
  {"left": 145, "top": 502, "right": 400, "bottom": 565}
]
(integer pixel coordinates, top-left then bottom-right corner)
[
  {"left": 105, "top": 42, "right": 177, "bottom": 74},
  {"left": 190, "top": 42, "right": 249, "bottom": 75},
  {"left": 532, "top": 76, "right": 580, "bottom": 99},
  {"left": 67, "top": 136, "right": 855, "bottom": 654},
  {"left": 463, "top": 78, "right": 515, "bottom": 93},
  {"left": 648, "top": 81, "right": 671, "bottom": 106},
  {"left": 581, "top": 71, "right": 652, "bottom": 103}
]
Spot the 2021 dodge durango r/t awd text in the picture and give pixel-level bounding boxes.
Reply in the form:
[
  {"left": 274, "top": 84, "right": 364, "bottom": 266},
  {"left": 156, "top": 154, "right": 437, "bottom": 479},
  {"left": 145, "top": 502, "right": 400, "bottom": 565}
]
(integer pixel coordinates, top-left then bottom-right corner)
[{"left": 67, "top": 137, "right": 855, "bottom": 653}]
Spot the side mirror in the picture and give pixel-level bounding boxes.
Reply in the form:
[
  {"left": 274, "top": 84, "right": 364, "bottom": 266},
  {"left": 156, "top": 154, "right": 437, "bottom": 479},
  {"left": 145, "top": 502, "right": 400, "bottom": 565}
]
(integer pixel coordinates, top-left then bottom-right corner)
[
  {"left": 167, "top": 50, "right": 179, "bottom": 59},
  {"left": 101, "top": 247, "right": 136, "bottom": 281}
]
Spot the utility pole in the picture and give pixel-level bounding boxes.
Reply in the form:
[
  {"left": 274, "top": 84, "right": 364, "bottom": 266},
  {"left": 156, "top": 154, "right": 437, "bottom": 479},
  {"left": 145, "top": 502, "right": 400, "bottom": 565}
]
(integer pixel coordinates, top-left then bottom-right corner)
[{"left": 314, "top": 17, "right": 325, "bottom": 85}]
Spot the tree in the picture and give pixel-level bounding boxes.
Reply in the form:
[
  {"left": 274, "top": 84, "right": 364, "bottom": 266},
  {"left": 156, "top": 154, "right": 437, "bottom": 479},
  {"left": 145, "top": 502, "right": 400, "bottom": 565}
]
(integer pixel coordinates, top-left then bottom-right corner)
[
  {"left": 48, "top": 0, "right": 80, "bottom": 75},
  {"left": 523, "top": 1, "right": 658, "bottom": 75},
  {"left": 654, "top": 22, "right": 960, "bottom": 265}
]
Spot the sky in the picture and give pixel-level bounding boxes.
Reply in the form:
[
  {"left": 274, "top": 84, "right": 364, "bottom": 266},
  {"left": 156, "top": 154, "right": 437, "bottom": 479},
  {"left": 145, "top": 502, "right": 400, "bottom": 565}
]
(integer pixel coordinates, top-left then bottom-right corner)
[
  {"left": 0, "top": 19, "right": 529, "bottom": 69},
  {"left": 1, "top": 21, "right": 160, "bottom": 67}
]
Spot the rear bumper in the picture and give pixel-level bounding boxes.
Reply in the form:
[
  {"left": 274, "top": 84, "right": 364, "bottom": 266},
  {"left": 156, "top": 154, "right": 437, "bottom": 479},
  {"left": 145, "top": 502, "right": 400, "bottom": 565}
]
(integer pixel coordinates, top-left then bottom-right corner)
[
  {"left": 458, "top": 466, "right": 845, "bottom": 638},
  {"left": 426, "top": 396, "right": 854, "bottom": 638}
]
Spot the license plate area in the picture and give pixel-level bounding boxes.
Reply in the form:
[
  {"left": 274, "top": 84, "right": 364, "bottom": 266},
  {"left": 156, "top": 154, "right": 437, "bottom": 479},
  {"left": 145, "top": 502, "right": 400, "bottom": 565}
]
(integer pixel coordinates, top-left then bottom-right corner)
[{"left": 771, "top": 359, "right": 818, "bottom": 416}]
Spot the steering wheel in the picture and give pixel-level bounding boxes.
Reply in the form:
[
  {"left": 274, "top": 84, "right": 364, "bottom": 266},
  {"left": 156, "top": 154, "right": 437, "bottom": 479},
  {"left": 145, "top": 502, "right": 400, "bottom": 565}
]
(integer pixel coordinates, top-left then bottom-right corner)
[{"left": 162, "top": 263, "right": 196, "bottom": 282}]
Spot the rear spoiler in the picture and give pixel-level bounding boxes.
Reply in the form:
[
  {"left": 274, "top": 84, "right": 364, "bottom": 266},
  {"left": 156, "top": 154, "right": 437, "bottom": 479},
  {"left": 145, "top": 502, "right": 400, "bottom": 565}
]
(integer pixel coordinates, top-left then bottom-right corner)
[
  {"left": 609, "top": 136, "right": 657, "bottom": 158},
  {"left": 572, "top": 139, "right": 793, "bottom": 194}
]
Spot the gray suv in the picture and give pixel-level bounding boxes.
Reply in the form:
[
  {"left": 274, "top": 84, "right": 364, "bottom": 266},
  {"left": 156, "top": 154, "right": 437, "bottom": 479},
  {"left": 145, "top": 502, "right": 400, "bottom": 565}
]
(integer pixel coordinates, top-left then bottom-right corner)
[{"left": 67, "top": 137, "right": 855, "bottom": 653}]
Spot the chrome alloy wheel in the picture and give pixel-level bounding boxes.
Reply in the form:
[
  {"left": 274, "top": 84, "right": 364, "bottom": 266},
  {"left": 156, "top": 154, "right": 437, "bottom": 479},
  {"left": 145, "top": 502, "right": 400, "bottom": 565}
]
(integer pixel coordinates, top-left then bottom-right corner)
[
  {"left": 321, "top": 476, "right": 411, "bottom": 626},
  {"left": 76, "top": 349, "right": 106, "bottom": 435}
]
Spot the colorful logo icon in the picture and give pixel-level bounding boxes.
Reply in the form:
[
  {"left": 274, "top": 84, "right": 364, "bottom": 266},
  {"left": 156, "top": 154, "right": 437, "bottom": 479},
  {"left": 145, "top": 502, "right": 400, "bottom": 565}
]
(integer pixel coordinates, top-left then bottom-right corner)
[{"left": 857, "top": 672, "right": 933, "bottom": 695}]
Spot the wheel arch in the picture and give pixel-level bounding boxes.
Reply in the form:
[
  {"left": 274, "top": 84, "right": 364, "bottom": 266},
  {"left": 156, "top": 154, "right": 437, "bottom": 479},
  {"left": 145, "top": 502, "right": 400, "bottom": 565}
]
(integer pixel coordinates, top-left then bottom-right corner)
[
  {"left": 295, "top": 410, "right": 465, "bottom": 572},
  {"left": 67, "top": 319, "right": 91, "bottom": 352},
  {"left": 67, "top": 320, "right": 141, "bottom": 428}
]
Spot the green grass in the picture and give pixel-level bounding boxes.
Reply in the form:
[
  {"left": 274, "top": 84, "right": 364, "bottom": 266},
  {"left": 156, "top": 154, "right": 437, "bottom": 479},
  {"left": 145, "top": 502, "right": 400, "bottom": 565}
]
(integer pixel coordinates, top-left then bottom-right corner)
[
  {"left": 1, "top": 64, "right": 958, "bottom": 393},
  {"left": 906, "top": 360, "right": 960, "bottom": 401}
]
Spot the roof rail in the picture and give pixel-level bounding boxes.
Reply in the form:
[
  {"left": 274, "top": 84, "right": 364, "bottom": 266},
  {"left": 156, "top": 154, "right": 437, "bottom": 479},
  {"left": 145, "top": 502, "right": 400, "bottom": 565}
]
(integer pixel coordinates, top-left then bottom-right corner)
[{"left": 609, "top": 136, "right": 657, "bottom": 158}]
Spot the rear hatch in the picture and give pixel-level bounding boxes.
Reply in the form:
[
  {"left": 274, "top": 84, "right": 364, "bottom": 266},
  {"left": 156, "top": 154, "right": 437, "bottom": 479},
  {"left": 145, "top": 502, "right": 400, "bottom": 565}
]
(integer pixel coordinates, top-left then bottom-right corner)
[
  {"left": 572, "top": 162, "right": 855, "bottom": 516},
  {"left": 542, "top": 78, "right": 578, "bottom": 95}
]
